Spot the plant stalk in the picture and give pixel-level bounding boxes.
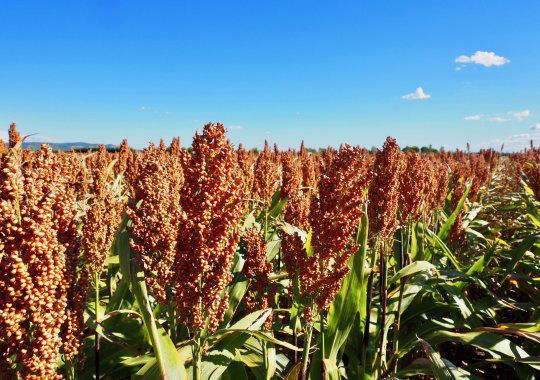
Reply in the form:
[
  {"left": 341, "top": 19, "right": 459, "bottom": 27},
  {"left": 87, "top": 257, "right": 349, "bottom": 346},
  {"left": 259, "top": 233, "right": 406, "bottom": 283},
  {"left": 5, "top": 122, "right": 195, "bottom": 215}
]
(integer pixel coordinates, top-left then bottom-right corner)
[
  {"left": 320, "top": 313, "right": 326, "bottom": 359},
  {"left": 361, "top": 269, "right": 375, "bottom": 378},
  {"left": 169, "top": 303, "right": 177, "bottom": 343},
  {"left": 95, "top": 271, "right": 100, "bottom": 380},
  {"left": 377, "top": 246, "right": 388, "bottom": 374},
  {"left": 193, "top": 334, "right": 202, "bottom": 380},
  {"left": 301, "top": 323, "right": 313, "bottom": 380},
  {"left": 262, "top": 338, "right": 269, "bottom": 378}
]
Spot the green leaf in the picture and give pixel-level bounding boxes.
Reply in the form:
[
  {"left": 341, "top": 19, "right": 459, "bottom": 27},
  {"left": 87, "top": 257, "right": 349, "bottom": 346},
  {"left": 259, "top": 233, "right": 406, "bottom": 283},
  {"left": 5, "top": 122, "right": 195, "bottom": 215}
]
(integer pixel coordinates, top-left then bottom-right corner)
[
  {"left": 474, "top": 326, "right": 540, "bottom": 344},
  {"left": 221, "top": 361, "right": 249, "bottom": 380},
  {"left": 118, "top": 225, "right": 187, "bottom": 380},
  {"left": 502, "top": 235, "right": 538, "bottom": 282},
  {"left": 465, "top": 244, "right": 497, "bottom": 277},
  {"left": 454, "top": 244, "right": 498, "bottom": 292},
  {"left": 389, "top": 261, "right": 437, "bottom": 284},
  {"left": 221, "top": 252, "right": 249, "bottom": 327},
  {"left": 427, "top": 331, "right": 540, "bottom": 370},
  {"left": 283, "top": 361, "right": 302, "bottom": 380},
  {"left": 410, "top": 222, "right": 419, "bottom": 261},
  {"left": 522, "top": 193, "right": 540, "bottom": 227},
  {"left": 266, "top": 238, "right": 281, "bottom": 262},
  {"left": 304, "top": 228, "right": 314, "bottom": 258},
  {"left": 257, "top": 190, "right": 287, "bottom": 222},
  {"left": 213, "top": 329, "right": 301, "bottom": 352},
  {"left": 325, "top": 215, "right": 369, "bottom": 359},
  {"left": 115, "top": 213, "right": 133, "bottom": 282},
  {"left": 200, "top": 310, "right": 273, "bottom": 379},
  {"left": 426, "top": 229, "right": 462, "bottom": 271},
  {"left": 265, "top": 341, "right": 277, "bottom": 380},
  {"left": 438, "top": 183, "right": 471, "bottom": 241},
  {"left": 322, "top": 359, "right": 341, "bottom": 380},
  {"left": 418, "top": 338, "right": 455, "bottom": 380}
]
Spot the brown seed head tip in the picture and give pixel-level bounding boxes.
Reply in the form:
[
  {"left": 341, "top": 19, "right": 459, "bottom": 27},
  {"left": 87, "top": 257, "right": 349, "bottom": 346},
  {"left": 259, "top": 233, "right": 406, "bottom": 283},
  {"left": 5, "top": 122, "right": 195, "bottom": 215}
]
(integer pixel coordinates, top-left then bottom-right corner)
[{"left": 9, "top": 123, "right": 21, "bottom": 148}]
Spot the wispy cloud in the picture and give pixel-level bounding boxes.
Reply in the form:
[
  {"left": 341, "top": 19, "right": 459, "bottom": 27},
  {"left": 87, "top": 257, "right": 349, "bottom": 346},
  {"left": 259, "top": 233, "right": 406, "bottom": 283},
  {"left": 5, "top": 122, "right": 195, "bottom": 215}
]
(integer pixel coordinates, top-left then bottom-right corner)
[
  {"left": 0, "top": 130, "right": 7, "bottom": 142},
  {"left": 464, "top": 109, "right": 532, "bottom": 123},
  {"left": 480, "top": 131, "right": 539, "bottom": 151},
  {"left": 455, "top": 51, "right": 510, "bottom": 67},
  {"left": 488, "top": 116, "right": 511, "bottom": 123},
  {"left": 530, "top": 123, "right": 540, "bottom": 130},
  {"left": 402, "top": 87, "right": 431, "bottom": 100},
  {"left": 508, "top": 109, "right": 531, "bottom": 121},
  {"left": 464, "top": 115, "right": 483, "bottom": 121},
  {"left": 228, "top": 125, "right": 243, "bottom": 130}
]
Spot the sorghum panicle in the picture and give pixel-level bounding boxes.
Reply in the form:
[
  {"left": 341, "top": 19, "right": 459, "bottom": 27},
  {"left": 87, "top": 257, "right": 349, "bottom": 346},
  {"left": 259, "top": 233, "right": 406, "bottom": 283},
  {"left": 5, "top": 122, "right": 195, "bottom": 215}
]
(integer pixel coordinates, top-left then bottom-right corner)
[
  {"left": 170, "top": 137, "right": 181, "bottom": 158},
  {"left": 82, "top": 145, "right": 124, "bottom": 274},
  {"left": 174, "top": 123, "right": 245, "bottom": 333},
  {"left": 0, "top": 139, "right": 7, "bottom": 157},
  {"left": 237, "top": 144, "right": 256, "bottom": 199},
  {"left": 252, "top": 141, "right": 280, "bottom": 206},
  {"left": 280, "top": 151, "right": 303, "bottom": 200},
  {"left": 8, "top": 123, "right": 20, "bottom": 148},
  {"left": 306, "top": 145, "right": 371, "bottom": 311},
  {"left": 242, "top": 227, "right": 276, "bottom": 328},
  {"left": 368, "top": 137, "right": 404, "bottom": 241},
  {"left": 399, "top": 153, "right": 431, "bottom": 222},
  {"left": 0, "top": 144, "right": 74, "bottom": 379},
  {"left": 128, "top": 147, "right": 183, "bottom": 304},
  {"left": 114, "top": 139, "right": 131, "bottom": 175}
]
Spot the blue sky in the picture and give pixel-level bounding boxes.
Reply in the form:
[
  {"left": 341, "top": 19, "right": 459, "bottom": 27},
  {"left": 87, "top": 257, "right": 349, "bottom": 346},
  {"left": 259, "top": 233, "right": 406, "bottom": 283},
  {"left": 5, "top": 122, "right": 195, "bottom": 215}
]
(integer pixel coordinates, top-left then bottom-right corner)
[{"left": 1, "top": 1, "right": 539, "bottom": 151}]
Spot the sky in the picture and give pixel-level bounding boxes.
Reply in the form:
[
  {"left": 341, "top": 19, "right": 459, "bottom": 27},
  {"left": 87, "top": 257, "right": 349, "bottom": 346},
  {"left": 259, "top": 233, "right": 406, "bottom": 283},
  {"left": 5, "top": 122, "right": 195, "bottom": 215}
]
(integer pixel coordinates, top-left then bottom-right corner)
[{"left": 1, "top": 1, "right": 539, "bottom": 151}]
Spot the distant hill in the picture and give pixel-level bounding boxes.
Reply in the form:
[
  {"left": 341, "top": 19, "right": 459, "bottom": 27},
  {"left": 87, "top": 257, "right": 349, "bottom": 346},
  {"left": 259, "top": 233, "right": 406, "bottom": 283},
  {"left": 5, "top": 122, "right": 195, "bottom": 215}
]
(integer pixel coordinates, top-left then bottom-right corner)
[{"left": 22, "top": 142, "right": 117, "bottom": 151}]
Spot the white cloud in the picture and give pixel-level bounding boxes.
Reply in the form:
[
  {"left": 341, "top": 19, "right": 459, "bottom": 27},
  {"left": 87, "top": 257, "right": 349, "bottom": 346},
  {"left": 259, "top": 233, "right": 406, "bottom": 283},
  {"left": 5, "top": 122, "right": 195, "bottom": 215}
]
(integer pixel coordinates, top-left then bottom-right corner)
[
  {"left": 464, "top": 115, "right": 482, "bottom": 121},
  {"left": 465, "top": 110, "right": 532, "bottom": 123},
  {"left": 455, "top": 51, "right": 510, "bottom": 67},
  {"left": 0, "top": 130, "right": 7, "bottom": 141},
  {"left": 530, "top": 123, "right": 540, "bottom": 130},
  {"left": 508, "top": 109, "right": 531, "bottom": 121},
  {"left": 488, "top": 117, "right": 511, "bottom": 123},
  {"left": 402, "top": 87, "right": 431, "bottom": 100},
  {"left": 228, "top": 125, "right": 243, "bottom": 130},
  {"left": 480, "top": 131, "right": 539, "bottom": 151},
  {"left": 140, "top": 106, "right": 146, "bottom": 111}
]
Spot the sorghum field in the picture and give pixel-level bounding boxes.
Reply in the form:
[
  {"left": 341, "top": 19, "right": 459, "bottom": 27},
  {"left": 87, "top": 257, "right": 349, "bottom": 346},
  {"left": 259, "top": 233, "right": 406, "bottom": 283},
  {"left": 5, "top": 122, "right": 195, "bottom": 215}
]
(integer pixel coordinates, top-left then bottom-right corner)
[{"left": 1, "top": 122, "right": 539, "bottom": 380}]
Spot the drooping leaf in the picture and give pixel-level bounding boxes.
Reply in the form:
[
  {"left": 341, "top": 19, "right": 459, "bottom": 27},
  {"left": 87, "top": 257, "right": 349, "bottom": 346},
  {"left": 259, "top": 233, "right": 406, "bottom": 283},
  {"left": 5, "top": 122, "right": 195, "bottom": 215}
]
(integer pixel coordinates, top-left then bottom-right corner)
[{"left": 427, "top": 331, "right": 540, "bottom": 370}]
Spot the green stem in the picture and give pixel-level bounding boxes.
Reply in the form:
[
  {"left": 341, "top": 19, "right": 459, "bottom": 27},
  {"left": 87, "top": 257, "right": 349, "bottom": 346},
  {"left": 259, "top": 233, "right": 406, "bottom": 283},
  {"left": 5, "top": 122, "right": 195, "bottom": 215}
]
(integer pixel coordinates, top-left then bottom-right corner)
[
  {"left": 361, "top": 237, "right": 380, "bottom": 379},
  {"left": 262, "top": 338, "right": 269, "bottom": 378},
  {"left": 320, "top": 313, "right": 326, "bottom": 359},
  {"left": 361, "top": 270, "right": 375, "bottom": 379},
  {"left": 193, "top": 334, "right": 202, "bottom": 380},
  {"left": 301, "top": 323, "right": 313, "bottom": 380},
  {"left": 391, "top": 280, "right": 405, "bottom": 373},
  {"left": 377, "top": 245, "right": 388, "bottom": 375},
  {"left": 391, "top": 226, "right": 408, "bottom": 373},
  {"left": 95, "top": 271, "right": 100, "bottom": 380},
  {"left": 420, "top": 212, "right": 427, "bottom": 261},
  {"left": 169, "top": 303, "right": 177, "bottom": 343},
  {"left": 65, "top": 360, "right": 75, "bottom": 380}
]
